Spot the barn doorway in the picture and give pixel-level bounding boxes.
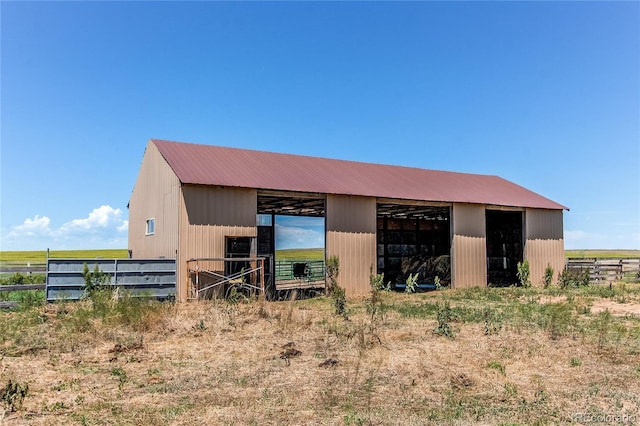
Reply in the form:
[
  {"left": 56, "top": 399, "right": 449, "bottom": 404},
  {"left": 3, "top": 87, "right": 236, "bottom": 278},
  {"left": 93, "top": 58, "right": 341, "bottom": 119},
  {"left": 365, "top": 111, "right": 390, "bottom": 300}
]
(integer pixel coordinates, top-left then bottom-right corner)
[
  {"left": 257, "top": 191, "right": 326, "bottom": 296},
  {"left": 485, "top": 210, "right": 524, "bottom": 286},
  {"left": 376, "top": 202, "right": 451, "bottom": 290}
]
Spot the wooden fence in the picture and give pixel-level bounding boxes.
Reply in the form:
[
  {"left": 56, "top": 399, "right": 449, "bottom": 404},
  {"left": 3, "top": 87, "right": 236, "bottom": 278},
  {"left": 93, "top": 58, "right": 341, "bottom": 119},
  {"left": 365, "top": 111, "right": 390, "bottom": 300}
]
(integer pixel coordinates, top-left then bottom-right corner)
[
  {"left": 0, "top": 265, "right": 46, "bottom": 274},
  {"left": 565, "top": 258, "right": 640, "bottom": 283}
]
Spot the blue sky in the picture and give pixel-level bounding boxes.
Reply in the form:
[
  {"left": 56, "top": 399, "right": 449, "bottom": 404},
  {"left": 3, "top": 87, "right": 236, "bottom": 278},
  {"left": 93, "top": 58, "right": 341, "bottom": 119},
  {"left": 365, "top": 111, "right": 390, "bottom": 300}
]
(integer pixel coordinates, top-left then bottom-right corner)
[
  {"left": 1, "top": 1, "right": 638, "bottom": 251},
  {"left": 275, "top": 216, "right": 324, "bottom": 250}
]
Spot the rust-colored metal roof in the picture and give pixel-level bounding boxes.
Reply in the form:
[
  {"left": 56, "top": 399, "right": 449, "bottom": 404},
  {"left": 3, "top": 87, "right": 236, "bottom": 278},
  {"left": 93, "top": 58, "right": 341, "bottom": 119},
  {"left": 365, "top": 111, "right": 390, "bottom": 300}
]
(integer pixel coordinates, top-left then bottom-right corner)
[{"left": 151, "top": 139, "right": 567, "bottom": 210}]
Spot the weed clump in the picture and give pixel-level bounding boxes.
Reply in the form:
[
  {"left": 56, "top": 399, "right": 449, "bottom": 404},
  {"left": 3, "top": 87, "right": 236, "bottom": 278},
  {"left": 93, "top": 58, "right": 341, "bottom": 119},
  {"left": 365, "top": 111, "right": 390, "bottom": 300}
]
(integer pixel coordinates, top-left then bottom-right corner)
[
  {"left": 366, "top": 267, "right": 390, "bottom": 323},
  {"left": 434, "top": 302, "right": 455, "bottom": 338},
  {"left": 517, "top": 260, "right": 531, "bottom": 288},
  {"left": 326, "top": 256, "right": 348, "bottom": 320},
  {"left": 369, "top": 268, "right": 390, "bottom": 292},
  {"left": 1, "top": 379, "right": 29, "bottom": 412},
  {"left": 405, "top": 273, "right": 418, "bottom": 293},
  {"left": 558, "top": 268, "right": 590, "bottom": 288},
  {"left": 332, "top": 286, "right": 348, "bottom": 320},
  {"left": 82, "top": 263, "right": 110, "bottom": 296},
  {"left": 543, "top": 264, "right": 554, "bottom": 288},
  {"left": 434, "top": 275, "right": 443, "bottom": 291},
  {"left": 592, "top": 309, "right": 627, "bottom": 353},
  {"left": 325, "top": 255, "right": 340, "bottom": 296},
  {"left": 544, "top": 303, "right": 574, "bottom": 340},
  {"left": 487, "top": 360, "right": 506, "bottom": 375},
  {"left": 483, "top": 307, "right": 503, "bottom": 335},
  {"left": 111, "top": 367, "right": 127, "bottom": 393}
]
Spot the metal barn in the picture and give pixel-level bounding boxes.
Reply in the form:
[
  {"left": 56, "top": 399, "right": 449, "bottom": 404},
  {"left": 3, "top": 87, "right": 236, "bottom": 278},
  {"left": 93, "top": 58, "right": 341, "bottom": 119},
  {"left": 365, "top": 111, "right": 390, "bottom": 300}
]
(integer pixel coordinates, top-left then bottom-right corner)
[{"left": 128, "top": 139, "right": 567, "bottom": 301}]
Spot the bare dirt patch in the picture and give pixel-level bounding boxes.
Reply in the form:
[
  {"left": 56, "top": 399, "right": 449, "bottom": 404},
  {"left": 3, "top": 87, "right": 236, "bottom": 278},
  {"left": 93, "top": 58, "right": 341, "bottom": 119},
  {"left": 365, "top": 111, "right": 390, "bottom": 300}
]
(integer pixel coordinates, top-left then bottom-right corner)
[
  {"left": 540, "top": 294, "right": 640, "bottom": 317},
  {"left": 591, "top": 299, "right": 640, "bottom": 317}
]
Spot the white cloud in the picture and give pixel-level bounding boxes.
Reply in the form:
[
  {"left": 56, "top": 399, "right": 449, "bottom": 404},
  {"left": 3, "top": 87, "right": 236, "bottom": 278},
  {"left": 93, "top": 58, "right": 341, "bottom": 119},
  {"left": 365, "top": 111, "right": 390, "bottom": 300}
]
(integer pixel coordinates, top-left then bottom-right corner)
[
  {"left": 61, "top": 205, "right": 126, "bottom": 232},
  {"left": 2, "top": 205, "right": 128, "bottom": 251},
  {"left": 117, "top": 220, "right": 129, "bottom": 233},
  {"left": 7, "top": 215, "right": 52, "bottom": 237},
  {"left": 275, "top": 223, "right": 324, "bottom": 249}
]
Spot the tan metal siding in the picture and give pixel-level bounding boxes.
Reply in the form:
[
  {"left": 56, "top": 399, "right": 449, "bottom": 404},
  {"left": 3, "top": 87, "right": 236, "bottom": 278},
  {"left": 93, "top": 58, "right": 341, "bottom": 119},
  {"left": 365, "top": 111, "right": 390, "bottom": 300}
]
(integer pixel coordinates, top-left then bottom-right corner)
[
  {"left": 128, "top": 142, "right": 180, "bottom": 259},
  {"left": 451, "top": 203, "right": 487, "bottom": 288},
  {"left": 326, "top": 195, "right": 376, "bottom": 296},
  {"left": 177, "top": 185, "right": 257, "bottom": 300},
  {"left": 525, "top": 209, "right": 565, "bottom": 286}
]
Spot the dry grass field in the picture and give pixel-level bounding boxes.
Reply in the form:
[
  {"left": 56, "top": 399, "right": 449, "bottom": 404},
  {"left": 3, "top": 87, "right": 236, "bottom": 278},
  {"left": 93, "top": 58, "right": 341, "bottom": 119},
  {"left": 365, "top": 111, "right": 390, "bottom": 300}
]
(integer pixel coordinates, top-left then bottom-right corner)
[{"left": 1, "top": 283, "right": 639, "bottom": 425}]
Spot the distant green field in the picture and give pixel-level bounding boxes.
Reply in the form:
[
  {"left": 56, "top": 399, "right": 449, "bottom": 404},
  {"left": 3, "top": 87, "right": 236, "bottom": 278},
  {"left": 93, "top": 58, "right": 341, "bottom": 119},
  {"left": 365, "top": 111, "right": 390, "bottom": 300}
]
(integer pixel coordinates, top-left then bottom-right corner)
[
  {"left": 565, "top": 249, "right": 640, "bottom": 259},
  {"left": 2, "top": 247, "right": 637, "bottom": 264},
  {"left": 275, "top": 248, "right": 324, "bottom": 261},
  {"left": 0, "top": 249, "right": 129, "bottom": 264}
]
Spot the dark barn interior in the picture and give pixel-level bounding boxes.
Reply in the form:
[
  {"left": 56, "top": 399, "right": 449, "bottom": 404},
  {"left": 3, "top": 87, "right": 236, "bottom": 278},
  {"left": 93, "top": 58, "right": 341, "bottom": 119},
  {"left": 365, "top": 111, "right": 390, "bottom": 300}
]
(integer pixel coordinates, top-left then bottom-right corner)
[
  {"left": 485, "top": 210, "right": 524, "bottom": 286},
  {"left": 376, "top": 203, "right": 451, "bottom": 288}
]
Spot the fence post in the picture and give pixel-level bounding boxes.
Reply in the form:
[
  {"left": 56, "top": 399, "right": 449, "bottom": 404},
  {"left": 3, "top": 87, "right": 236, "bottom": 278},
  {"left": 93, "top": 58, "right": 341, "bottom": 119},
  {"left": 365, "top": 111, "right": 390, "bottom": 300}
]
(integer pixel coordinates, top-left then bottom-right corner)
[
  {"left": 618, "top": 259, "right": 623, "bottom": 282},
  {"left": 46, "top": 249, "right": 49, "bottom": 301}
]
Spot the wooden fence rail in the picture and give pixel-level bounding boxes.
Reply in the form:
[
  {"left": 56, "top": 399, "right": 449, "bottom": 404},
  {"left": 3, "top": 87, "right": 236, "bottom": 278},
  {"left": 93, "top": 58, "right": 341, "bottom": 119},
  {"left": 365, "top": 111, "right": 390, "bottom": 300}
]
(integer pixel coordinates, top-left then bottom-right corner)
[
  {"left": 566, "top": 258, "right": 640, "bottom": 283},
  {"left": 0, "top": 265, "right": 46, "bottom": 274},
  {"left": 0, "top": 284, "right": 46, "bottom": 292}
]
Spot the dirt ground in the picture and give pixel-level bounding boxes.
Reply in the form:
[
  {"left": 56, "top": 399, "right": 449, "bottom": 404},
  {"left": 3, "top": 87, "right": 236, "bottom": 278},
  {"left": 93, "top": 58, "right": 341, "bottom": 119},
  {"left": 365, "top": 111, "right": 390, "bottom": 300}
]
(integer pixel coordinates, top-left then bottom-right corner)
[
  {"left": 540, "top": 295, "right": 640, "bottom": 317},
  {"left": 1, "top": 289, "right": 639, "bottom": 425}
]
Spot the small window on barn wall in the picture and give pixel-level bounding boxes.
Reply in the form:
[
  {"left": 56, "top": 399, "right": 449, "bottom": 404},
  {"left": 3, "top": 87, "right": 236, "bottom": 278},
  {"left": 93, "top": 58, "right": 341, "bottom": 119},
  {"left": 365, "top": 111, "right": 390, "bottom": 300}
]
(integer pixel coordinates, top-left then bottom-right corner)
[{"left": 146, "top": 218, "right": 155, "bottom": 235}]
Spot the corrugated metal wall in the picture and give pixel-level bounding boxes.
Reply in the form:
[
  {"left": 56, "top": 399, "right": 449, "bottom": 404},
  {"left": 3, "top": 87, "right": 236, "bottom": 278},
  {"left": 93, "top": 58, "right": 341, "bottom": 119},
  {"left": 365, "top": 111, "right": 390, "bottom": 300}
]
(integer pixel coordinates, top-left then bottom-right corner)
[
  {"left": 525, "top": 208, "right": 565, "bottom": 286},
  {"left": 128, "top": 142, "right": 181, "bottom": 259},
  {"left": 178, "top": 185, "right": 257, "bottom": 300},
  {"left": 451, "top": 203, "right": 487, "bottom": 288},
  {"left": 326, "top": 195, "right": 376, "bottom": 295},
  {"left": 129, "top": 142, "right": 566, "bottom": 298}
]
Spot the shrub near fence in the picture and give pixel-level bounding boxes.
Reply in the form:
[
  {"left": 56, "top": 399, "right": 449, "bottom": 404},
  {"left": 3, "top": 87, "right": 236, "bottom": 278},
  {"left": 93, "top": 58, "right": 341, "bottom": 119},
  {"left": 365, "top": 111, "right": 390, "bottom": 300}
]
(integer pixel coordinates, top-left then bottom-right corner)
[
  {"left": 565, "top": 258, "right": 640, "bottom": 283},
  {"left": 0, "top": 272, "right": 46, "bottom": 309}
]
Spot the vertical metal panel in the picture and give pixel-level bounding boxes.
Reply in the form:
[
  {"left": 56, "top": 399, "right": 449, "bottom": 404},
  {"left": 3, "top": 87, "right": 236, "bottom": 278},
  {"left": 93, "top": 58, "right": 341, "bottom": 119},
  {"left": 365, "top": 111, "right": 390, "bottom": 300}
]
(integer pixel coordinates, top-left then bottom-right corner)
[
  {"left": 525, "top": 208, "right": 563, "bottom": 240},
  {"left": 525, "top": 209, "right": 565, "bottom": 286},
  {"left": 451, "top": 203, "right": 487, "bottom": 288},
  {"left": 128, "top": 142, "right": 180, "bottom": 259},
  {"left": 46, "top": 258, "right": 176, "bottom": 301},
  {"left": 177, "top": 185, "right": 257, "bottom": 300},
  {"left": 326, "top": 195, "right": 376, "bottom": 295}
]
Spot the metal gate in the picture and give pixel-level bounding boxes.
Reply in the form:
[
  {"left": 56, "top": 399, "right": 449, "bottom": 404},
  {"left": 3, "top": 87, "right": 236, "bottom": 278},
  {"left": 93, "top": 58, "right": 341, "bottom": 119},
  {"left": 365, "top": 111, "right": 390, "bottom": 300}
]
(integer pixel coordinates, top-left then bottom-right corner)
[{"left": 46, "top": 258, "right": 176, "bottom": 302}]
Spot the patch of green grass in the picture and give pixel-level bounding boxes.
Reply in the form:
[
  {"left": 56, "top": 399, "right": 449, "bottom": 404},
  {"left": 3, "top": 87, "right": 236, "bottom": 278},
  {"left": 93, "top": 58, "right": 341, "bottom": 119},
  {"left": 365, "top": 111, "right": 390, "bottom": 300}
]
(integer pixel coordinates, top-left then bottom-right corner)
[
  {"left": 590, "top": 310, "right": 628, "bottom": 351},
  {"left": 0, "top": 289, "right": 46, "bottom": 309},
  {"left": 275, "top": 248, "right": 324, "bottom": 261},
  {"left": 392, "top": 301, "right": 439, "bottom": 318},
  {"left": 504, "top": 383, "right": 518, "bottom": 398},
  {"left": 487, "top": 360, "right": 506, "bottom": 375},
  {"left": 542, "top": 303, "right": 575, "bottom": 339}
]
